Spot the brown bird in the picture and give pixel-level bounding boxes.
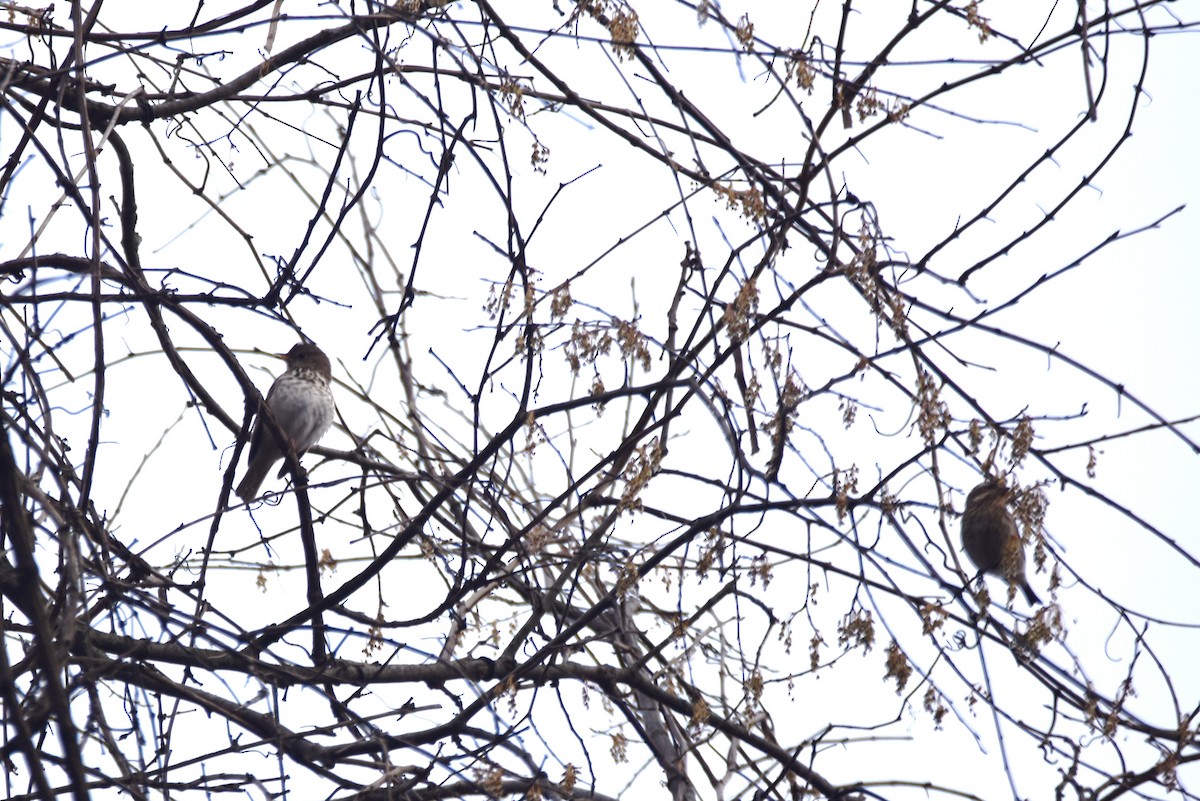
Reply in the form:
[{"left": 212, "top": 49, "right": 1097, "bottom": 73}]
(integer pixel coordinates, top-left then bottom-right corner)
[
  {"left": 960, "top": 478, "right": 1042, "bottom": 606},
  {"left": 235, "top": 343, "right": 335, "bottom": 501}
]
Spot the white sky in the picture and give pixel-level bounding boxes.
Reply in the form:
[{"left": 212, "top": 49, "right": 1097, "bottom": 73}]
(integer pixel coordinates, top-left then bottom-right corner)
[{"left": 2, "top": 1, "right": 1198, "bottom": 798}]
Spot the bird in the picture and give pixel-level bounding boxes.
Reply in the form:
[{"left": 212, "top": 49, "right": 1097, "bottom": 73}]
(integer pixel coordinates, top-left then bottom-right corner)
[
  {"left": 960, "top": 477, "right": 1042, "bottom": 606},
  {"left": 235, "top": 342, "right": 335, "bottom": 501}
]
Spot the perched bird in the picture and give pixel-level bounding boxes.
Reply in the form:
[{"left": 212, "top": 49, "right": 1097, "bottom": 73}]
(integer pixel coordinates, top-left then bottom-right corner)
[
  {"left": 235, "top": 343, "right": 335, "bottom": 501},
  {"left": 960, "top": 477, "right": 1042, "bottom": 606}
]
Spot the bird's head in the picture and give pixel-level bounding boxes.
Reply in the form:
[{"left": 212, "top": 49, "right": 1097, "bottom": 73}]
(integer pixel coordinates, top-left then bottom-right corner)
[
  {"left": 280, "top": 342, "right": 332, "bottom": 377},
  {"left": 966, "top": 476, "right": 1010, "bottom": 508}
]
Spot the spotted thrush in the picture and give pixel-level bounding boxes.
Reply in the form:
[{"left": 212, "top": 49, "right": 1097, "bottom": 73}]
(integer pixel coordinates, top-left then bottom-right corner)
[
  {"left": 235, "top": 343, "right": 335, "bottom": 501},
  {"left": 960, "top": 478, "right": 1041, "bottom": 606}
]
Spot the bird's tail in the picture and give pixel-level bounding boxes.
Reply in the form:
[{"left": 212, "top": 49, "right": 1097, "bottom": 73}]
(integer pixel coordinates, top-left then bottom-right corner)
[
  {"left": 235, "top": 460, "right": 272, "bottom": 501},
  {"left": 1021, "top": 581, "right": 1042, "bottom": 607}
]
